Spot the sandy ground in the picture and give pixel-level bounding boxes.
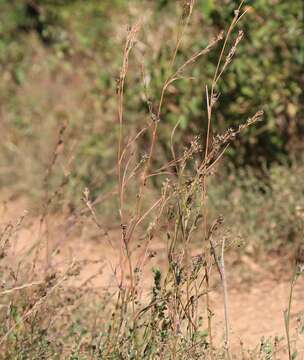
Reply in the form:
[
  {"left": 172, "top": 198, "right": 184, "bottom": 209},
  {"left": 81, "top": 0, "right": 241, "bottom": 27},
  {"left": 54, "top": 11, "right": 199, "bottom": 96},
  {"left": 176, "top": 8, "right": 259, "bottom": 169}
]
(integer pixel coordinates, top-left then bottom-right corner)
[{"left": 2, "top": 198, "right": 304, "bottom": 356}]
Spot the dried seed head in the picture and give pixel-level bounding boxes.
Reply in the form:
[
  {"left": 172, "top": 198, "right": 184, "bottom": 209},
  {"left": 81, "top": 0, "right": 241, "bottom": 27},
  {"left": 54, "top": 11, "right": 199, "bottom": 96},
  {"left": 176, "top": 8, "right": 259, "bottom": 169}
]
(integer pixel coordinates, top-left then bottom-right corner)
[
  {"left": 208, "top": 215, "right": 224, "bottom": 239},
  {"left": 181, "top": 0, "right": 195, "bottom": 20},
  {"left": 245, "top": 110, "right": 264, "bottom": 126},
  {"left": 222, "top": 30, "right": 244, "bottom": 71},
  {"left": 211, "top": 92, "right": 220, "bottom": 107},
  {"left": 147, "top": 98, "right": 159, "bottom": 122},
  {"left": 296, "top": 246, "right": 304, "bottom": 273},
  {"left": 238, "top": 110, "right": 264, "bottom": 131}
]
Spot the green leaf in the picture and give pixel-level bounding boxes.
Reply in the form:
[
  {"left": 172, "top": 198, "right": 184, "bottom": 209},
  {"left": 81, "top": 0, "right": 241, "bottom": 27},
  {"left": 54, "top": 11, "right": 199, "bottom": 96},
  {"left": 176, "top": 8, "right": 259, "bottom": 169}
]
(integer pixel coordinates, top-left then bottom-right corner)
[{"left": 198, "top": 0, "right": 214, "bottom": 17}]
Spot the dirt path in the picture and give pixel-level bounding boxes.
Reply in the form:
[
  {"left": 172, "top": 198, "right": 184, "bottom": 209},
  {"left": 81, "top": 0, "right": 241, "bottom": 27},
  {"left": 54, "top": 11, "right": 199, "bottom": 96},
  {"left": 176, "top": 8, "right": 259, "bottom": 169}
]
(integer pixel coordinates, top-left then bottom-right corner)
[
  {"left": 212, "top": 279, "right": 304, "bottom": 354},
  {"left": 2, "top": 199, "right": 304, "bottom": 355}
]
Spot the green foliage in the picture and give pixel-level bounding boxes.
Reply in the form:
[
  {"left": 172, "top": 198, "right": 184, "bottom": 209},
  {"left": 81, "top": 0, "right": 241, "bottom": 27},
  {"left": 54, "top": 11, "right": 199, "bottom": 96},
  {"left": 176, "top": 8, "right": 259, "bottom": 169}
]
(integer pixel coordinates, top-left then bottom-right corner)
[
  {"left": 149, "top": 0, "right": 303, "bottom": 166},
  {"left": 1, "top": 0, "right": 302, "bottom": 170},
  {"left": 212, "top": 0, "right": 303, "bottom": 165}
]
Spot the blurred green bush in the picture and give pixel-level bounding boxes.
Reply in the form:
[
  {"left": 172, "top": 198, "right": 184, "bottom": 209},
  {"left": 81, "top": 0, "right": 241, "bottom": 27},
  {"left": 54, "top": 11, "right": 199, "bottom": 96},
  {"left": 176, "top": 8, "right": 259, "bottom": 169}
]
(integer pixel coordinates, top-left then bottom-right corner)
[{"left": 139, "top": 0, "right": 303, "bottom": 167}]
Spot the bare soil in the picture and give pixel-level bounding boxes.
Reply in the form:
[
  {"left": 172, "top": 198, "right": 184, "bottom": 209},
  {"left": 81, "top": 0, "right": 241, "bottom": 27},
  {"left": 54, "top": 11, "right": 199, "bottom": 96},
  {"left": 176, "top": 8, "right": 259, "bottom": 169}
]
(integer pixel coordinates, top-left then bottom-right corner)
[{"left": 2, "top": 198, "right": 304, "bottom": 356}]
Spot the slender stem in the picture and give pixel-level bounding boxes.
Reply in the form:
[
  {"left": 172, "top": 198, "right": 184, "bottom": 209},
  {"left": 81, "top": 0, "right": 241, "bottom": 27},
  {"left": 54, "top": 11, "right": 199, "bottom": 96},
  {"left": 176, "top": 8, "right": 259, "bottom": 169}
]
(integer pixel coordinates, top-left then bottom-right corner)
[
  {"left": 220, "top": 237, "right": 231, "bottom": 360},
  {"left": 284, "top": 265, "right": 297, "bottom": 360},
  {"left": 201, "top": 4, "right": 245, "bottom": 355}
]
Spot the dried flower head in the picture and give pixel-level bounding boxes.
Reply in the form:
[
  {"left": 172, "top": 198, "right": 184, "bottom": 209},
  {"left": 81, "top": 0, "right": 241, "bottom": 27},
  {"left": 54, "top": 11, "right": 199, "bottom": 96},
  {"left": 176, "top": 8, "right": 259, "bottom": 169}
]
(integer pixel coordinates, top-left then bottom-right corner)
[
  {"left": 296, "top": 245, "right": 304, "bottom": 273},
  {"left": 181, "top": 0, "right": 195, "bottom": 21}
]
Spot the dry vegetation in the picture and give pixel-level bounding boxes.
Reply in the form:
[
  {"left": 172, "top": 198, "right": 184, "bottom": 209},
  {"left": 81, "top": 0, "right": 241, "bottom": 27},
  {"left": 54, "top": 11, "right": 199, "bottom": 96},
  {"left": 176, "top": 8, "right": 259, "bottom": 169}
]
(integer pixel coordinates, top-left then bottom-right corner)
[{"left": 0, "top": 1, "right": 303, "bottom": 359}]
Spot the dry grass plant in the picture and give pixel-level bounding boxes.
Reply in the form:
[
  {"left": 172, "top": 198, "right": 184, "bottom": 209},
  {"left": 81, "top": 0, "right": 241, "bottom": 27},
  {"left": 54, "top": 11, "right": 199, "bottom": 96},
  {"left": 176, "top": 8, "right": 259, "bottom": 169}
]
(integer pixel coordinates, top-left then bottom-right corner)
[{"left": 2, "top": 1, "right": 302, "bottom": 359}]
